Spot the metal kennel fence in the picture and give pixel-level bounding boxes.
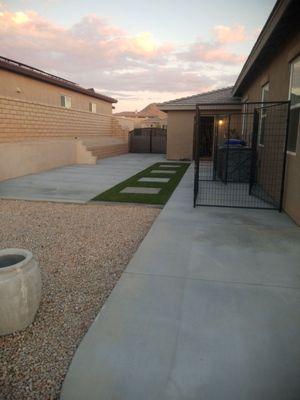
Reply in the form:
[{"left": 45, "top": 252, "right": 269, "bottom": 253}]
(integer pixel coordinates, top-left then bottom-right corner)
[{"left": 193, "top": 101, "right": 290, "bottom": 210}]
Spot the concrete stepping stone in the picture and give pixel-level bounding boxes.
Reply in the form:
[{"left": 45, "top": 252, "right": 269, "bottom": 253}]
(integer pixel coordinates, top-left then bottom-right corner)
[
  {"left": 151, "top": 170, "right": 176, "bottom": 174},
  {"left": 159, "top": 165, "right": 181, "bottom": 168},
  {"left": 120, "top": 187, "right": 161, "bottom": 194},
  {"left": 139, "top": 177, "right": 170, "bottom": 183}
]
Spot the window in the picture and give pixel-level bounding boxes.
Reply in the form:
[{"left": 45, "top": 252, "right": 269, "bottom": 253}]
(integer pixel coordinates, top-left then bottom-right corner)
[
  {"left": 89, "top": 102, "right": 97, "bottom": 113},
  {"left": 258, "top": 83, "right": 269, "bottom": 146},
  {"left": 288, "top": 56, "right": 300, "bottom": 153},
  {"left": 60, "top": 95, "right": 71, "bottom": 109}
]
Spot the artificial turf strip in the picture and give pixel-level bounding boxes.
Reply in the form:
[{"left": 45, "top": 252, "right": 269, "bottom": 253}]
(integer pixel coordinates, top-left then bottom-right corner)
[{"left": 91, "top": 162, "right": 190, "bottom": 205}]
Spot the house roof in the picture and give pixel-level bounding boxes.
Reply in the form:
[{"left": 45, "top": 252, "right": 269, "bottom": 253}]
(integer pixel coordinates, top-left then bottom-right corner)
[
  {"left": 0, "top": 56, "right": 117, "bottom": 104},
  {"left": 159, "top": 87, "right": 240, "bottom": 111},
  {"left": 233, "top": 0, "right": 299, "bottom": 96},
  {"left": 137, "top": 103, "right": 167, "bottom": 118}
]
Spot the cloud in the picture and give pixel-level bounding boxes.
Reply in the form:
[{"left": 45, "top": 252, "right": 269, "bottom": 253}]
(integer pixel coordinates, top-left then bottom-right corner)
[
  {"left": 70, "top": 14, "right": 125, "bottom": 39},
  {"left": 11, "top": 11, "right": 31, "bottom": 24},
  {"left": 213, "top": 24, "right": 247, "bottom": 44},
  {"left": 0, "top": 9, "right": 200, "bottom": 75},
  {"left": 0, "top": 10, "right": 172, "bottom": 68},
  {"left": 87, "top": 67, "right": 216, "bottom": 93},
  {"left": 0, "top": 7, "right": 247, "bottom": 111},
  {"left": 178, "top": 24, "right": 249, "bottom": 66},
  {"left": 180, "top": 41, "right": 246, "bottom": 65}
]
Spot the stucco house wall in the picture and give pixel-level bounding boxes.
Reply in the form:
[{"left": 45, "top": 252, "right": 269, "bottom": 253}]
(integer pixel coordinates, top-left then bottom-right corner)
[
  {"left": 0, "top": 69, "right": 113, "bottom": 115},
  {"left": 238, "top": 30, "right": 300, "bottom": 225},
  {"left": 167, "top": 111, "right": 195, "bottom": 160}
]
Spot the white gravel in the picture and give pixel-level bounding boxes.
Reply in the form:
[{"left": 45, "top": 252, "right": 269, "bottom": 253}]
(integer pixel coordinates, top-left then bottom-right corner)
[{"left": 0, "top": 199, "right": 159, "bottom": 400}]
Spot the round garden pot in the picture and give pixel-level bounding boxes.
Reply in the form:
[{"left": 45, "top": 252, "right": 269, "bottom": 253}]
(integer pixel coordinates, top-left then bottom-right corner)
[{"left": 0, "top": 248, "right": 42, "bottom": 336}]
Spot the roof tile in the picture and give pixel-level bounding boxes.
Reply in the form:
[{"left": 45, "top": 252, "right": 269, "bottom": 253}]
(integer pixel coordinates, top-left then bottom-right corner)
[{"left": 160, "top": 87, "right": 240, "bottom": 109}]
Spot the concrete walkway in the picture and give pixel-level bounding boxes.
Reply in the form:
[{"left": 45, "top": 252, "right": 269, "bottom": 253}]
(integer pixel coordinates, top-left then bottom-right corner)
[
  {"left": 0, "top": 153, "right": 165, "bottom": 203},
  {"left": 61, "top": 165, "right": 300, "bottom": 400}
]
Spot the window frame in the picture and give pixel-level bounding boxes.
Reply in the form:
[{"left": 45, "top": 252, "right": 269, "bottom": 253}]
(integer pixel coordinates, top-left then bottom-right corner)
[
  {"left": 287, "top": 55, "right": 300, "bottom": 155},
  {"left": 60, "top": 95, "right": 71, "bottom": 109},
  {"left": 89, "top": 102, "right": 97, "bottom": 113},
  {"left": 258, "top": 82, "right": 269, "bottom": 147}
]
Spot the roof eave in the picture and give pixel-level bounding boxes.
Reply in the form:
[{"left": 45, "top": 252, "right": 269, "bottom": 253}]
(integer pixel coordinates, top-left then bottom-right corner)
[
  {"left": 159, "top": 105, "right": 197, "bottom": 111},
  {"left": 160, "top": 103, "right": 241, "bottom": 112},
  {"left": 0, "top": 59, "right": 117, "bottom": 104},
  {"left": 232, "top": 0, "right": 290, "bottom": 96}
]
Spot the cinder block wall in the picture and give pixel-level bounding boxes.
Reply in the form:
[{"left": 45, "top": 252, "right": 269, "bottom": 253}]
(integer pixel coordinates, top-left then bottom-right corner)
[
  {"left": 0, "top": 96, "right": 134, "bottom": 181},
  {"left": 0, "top": 96, "right": 114, "bottom": 142}
]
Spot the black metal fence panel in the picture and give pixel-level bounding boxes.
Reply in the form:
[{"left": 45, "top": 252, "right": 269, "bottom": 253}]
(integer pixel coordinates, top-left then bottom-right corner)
[
  {"left": 193, "top": 101, "right": 290, "bottom": 210},
  {"left": 129, "top": 128, "right": 167, "bottom": 154}
]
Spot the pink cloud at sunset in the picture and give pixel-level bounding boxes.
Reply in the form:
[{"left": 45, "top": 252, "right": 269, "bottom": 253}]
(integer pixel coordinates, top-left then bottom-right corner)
[
  {"left": 0, "top": 6, "right": 258, "bottom": 111},
  {"left": 213, "top": 24, "right": 248, "bottom": 44},
  {"left": 180, "top": 41, "right": 246, "bottom": 65},
  {"left": 0, "top": 10, "right": 172, "bottom": 62}
]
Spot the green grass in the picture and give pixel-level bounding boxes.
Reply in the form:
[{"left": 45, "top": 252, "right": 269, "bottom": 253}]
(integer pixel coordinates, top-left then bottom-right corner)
[{"left": 91, "top": 162, "right": 190, "bottom": 205}]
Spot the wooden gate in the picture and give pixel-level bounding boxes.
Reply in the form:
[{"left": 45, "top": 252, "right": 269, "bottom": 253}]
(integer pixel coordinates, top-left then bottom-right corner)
[{"left": 129, "top": 128, "right": 167, "bottom": 154}]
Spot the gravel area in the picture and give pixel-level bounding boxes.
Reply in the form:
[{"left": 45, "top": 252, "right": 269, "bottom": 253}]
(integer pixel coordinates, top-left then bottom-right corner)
[{"left": 0, "top": 200, "right": 159, "bottom": 400}]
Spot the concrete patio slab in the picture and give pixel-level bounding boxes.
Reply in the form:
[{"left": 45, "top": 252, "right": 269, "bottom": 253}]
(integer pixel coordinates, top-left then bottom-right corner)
[
  {"left": 127, "top": 214, "right": 300, "bottom": 288},
  {"left": 62, "top": 273, "right": 300, "bottom": 400},
  {"left": 0, "top": 154, "right": 165, "bottom": 203},
  {"left": 120, "top": 187, "right": 161, "bottom": 194},
  {"left": 139, "top": 177, "right": 170, "bottom": 183},
  {"left": 61, "top": 165, "right": 300, "bottom": 400}
]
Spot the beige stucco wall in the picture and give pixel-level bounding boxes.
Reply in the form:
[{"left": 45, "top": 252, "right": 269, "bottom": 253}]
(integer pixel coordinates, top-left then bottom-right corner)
[
  {"left": 0, "top": 139, "right": 96, "bottom": 181},
  {"left": 240, "top": 29, "right": 300, "bottom": 225},
  {"left": 167, "top": 111, "right": 195, "bottom": 160},
  {"left": 0, "top": 69, "right": 113, "bottom": 115}
]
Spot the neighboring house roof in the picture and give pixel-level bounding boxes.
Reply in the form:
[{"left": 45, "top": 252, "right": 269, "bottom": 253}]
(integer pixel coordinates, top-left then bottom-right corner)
[
  {"left": 159, "top": 87, "right": 240, "bottom": 111},
  {"left": 0, "top": 56, "right": 117, "bottom": 104},
  {"left": 233, "top": 0, "right": 299, "bottom": 96},
  {"left": 138, "top": 103, "right": 167, "bottom": 119},
  {"left": 115, "top": 103, "right": 167, "bottom": 119}
]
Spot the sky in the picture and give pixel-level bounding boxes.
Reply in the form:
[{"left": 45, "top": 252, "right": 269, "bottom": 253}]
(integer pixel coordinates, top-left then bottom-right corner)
[{"left": 0, "top": 0, "right": 276, "bottom": 112}]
